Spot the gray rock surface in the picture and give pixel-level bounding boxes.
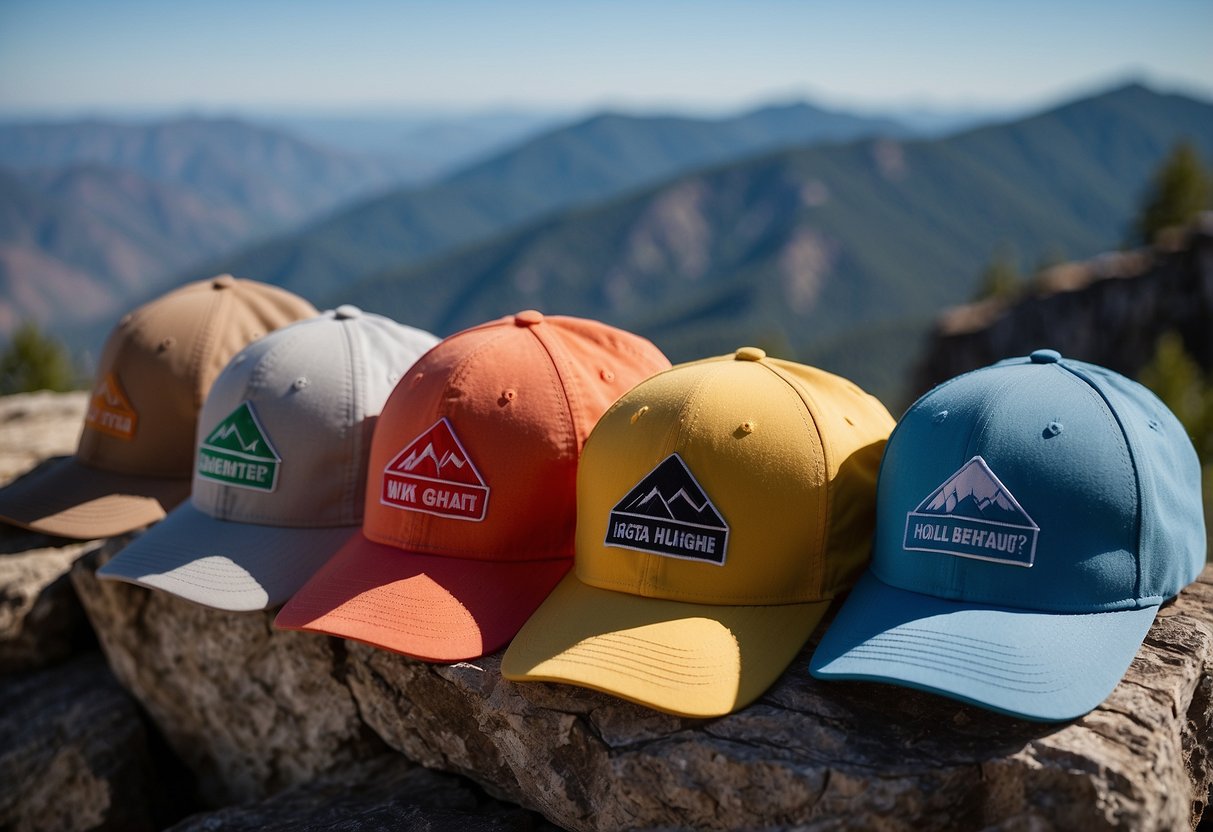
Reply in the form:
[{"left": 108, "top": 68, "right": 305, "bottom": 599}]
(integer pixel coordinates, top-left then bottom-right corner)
[
  {"left": 0, "top": 530, "right": 94, "bottom": 671},
  {"left": 167, "top": 754, "right": 556, "bottom": 832},
  {"left": 344, "top": 578, "right": 1213, "bottom": 832},
  {"left": 0, "top": 652, "right": 163, "bottom": 832},
  {"left": 71, "top": 541, "right": 387, "bottom": 806},
  {"left": 73, "top": 537, "right": 1213, "bottom": 831},
  {"left": 0, "top": 390, "right": 86, "bottom": 482},
  {"left": 0, "top": 391, "right": 94, "bottom": 671}
]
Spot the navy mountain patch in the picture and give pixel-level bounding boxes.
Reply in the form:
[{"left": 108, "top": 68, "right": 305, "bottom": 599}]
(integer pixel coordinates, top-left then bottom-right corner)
[
  {"left": 605, "top": 453, "right": 729, "bottom": 564},
  {"left": 904, "top": 456, "right": 1039, "bottom": 567}
]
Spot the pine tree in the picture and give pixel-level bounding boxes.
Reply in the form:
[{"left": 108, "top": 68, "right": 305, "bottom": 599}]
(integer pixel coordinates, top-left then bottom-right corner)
[
  {"left": 972, "top": 245, "right": 1022, "bottom": 302},
  {"left": 1134, "top": 141, "right": 1213, "bottom": 245},
  {"left": 0, "top": 323, "right": 77, "bottom": 395},
  {"left": 1139, "top": 332, "right": 1213, "bottom": 559}
]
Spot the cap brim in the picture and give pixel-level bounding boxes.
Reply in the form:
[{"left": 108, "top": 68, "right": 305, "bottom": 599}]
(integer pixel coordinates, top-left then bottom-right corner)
[
  {"left": 274, "top": 533, "right": 572, "bottom": 662},
  {"left": 0, "top": 456, "right": 189, "bottom": 539},
  {"left": 809, "top": 571, "right": 1159, "bottom": 722},
  {"left": 96, "top": 501, "right": 356, "bottom": 611},
  {"left": 501, "top": 573, "right": 828, "bottom": 718}
]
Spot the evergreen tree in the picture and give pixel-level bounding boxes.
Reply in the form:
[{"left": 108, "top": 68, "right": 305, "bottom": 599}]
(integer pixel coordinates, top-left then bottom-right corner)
[
  {"left": 1139, "top": 332, "right": 1213, "bottom": 559},
  {"left": 972, "top": 245, "right": 1023, "bottom": 302},
  {"left": 0, "top": 323, "right": 77, "bottom": 395},
  {"left": 1134, "top": 141, "right": 1213, "bottom": 245}
]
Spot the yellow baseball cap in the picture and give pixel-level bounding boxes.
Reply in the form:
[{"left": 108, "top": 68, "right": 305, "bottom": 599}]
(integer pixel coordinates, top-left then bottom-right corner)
[{"left": 501, "top": 347, "right": 895, "bottom": 717}]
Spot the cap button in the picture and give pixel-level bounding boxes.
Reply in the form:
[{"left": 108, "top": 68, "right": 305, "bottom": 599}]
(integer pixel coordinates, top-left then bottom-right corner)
[
  {"left": 514, "top": 310, "right": 544, "bottom": 327},
  {"left": 334, "top": 304, "right": 362, "bottom": 320},
  {"left": 211, "top": 274, "right": 236, "bottom": 290},
  {"left": 1029, "top": 349, "right": 1062, "bottom": 364},
  {"left": 735, "top": 346, "right": 766, "bottom": 362}
]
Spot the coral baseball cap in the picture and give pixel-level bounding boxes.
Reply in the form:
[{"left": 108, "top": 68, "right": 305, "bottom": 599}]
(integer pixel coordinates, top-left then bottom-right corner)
[
  {"left": 0, "top": 276, "right": 316, "bottom": 538},
  {"left": 97, "top": 306, "right": 438, "bottom": 611},
  {"left": 501, "top": 347, "right": 895, "bottom": 717},
  {"left": 810, "top": 349, "right": 1206, "bottom": 722},
  {"left": 275, "top": 311, "right": 671, "bottom": 660}
]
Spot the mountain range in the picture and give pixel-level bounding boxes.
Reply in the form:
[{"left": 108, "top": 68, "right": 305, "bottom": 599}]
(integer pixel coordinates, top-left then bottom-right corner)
[
  {"left": 186, "top": 102, "right": 908, "bottom": 301},
  {"left": 0, "top": 117, "right": 412, "bottom": 334},
  {"left": 332, "top": 83, "right": 1213, "bottom": 403},
  {"left": 4, "top": 83, "right": 1210, "bottom": 408}
]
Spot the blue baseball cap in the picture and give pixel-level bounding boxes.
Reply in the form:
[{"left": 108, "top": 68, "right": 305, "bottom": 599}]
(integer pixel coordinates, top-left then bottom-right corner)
[{"left": 810, "top": 349, "right": 1206, "bottom": 722}]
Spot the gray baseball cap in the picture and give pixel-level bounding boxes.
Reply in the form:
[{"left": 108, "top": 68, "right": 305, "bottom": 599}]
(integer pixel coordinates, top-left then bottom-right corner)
[{"left": 98, "top": 305, "right": 439, "bottom": 611}]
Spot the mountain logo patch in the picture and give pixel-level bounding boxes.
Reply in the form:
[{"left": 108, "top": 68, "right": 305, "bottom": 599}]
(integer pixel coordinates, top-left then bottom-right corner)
[
  {"left": 605, "top": 453, "right": 729, "bottom": 564},
  {"left": 197, "top": 402, "right": 281, "bottom": 492},
  {"left": 904, "top": 456, "right": 1039, "bottom": 567},
  {"left": 381, "top": 418, "right": 488, "bottom": 521},
  {"left": 85, "top": 373, "right": 138, "bottom": 440}
]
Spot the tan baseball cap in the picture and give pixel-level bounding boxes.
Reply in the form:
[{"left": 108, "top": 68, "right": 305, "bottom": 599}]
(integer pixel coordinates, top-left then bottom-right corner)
[{"left": 0, "top": 275, "right": 317, "bottom": 538}]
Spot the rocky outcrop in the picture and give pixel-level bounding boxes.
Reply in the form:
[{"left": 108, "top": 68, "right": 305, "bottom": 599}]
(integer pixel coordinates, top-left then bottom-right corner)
[
  {"left": 0, "top": 391, "right": 86, "bottom": 482},
  {"left": 915, "top": 214, "right": 1213, "bottom": 394},
  {"left": 167, "top": 755, "right": 555, "bottom": 832},
  {"left": 72, "top": 540, "right": 1213, "bottom": 831},
  {"left": 0, "top": 530, "right": 94, "bottom": 671},
  {"left": 0, "top": 392, "right": 95, "bottom": 672},
  {"left": 0, "top": 653, "right": 168, "bottom": 832},
  {"left": 71, "top": 541, "right": 386, "bottom": 806},
  {"left": 5, "top": 389, "right": 1211, "bottom": 830}
]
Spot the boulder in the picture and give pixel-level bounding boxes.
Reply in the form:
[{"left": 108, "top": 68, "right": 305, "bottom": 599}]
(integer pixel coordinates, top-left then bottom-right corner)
[
  {"left": 0, "top": 529, "right": 95, "bottom": 671},
  {"left": 0, "top": 391, "right": 95, "bottom": 671},
  {"left": 0, "top": 390, "right": 86, "bottom": 483},
  {"left": 167, "top": 754, "right": 556, "bottom": 832},
  {"left": 0, "top": 653, "right": 165, "bottom": 832},
  {"left": 344, "top": 577, "right": 1213, "bottom": 831},
  {"left": 72, "top": 538, "right": 1213, "bottom": 831},
  {"left": 71, "top": 541, "right": 387, "bottom": 806}
]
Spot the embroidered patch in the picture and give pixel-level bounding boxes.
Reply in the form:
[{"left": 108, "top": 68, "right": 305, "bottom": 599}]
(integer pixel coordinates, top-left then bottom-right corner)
[
  {"left": 197, "top": 402, "right": 281, "bottom": 492},
  {"left": 605, "top": 453, "right": 729, "bottom": 565},
  {"left": 904, "top": 456, "right": 1039, "bottom": 567},
  {"left": 381, "top": 418, "right": 488, "bottom": 521},
  {"left": 85, "top": 373, "right": 138, "bottom": 440}
]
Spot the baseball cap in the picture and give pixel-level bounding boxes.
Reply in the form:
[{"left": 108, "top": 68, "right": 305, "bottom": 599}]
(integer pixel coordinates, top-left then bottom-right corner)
[
  {"left": 274, "top": 310, "right": 671, "bottom": 660},
  {"left": 97, "top": 306, "right": 438, "bottom": 611},
  {"left": 0, "top": 276, "right": 316, "bottom": 539},
  {"left": 501, "top": 347, "right": 896, "bottom": 717},
  {"left": 810, "top": 349, "right": 1206, "bottom": 722}
]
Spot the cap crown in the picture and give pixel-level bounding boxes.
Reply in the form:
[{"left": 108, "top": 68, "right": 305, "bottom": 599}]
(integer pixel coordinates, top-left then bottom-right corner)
[
  {"left": 874, "top": 353, "right": 1206, "bottom": 612},
  {"left": 362, "top": 312, "right": 670, "bottom": 560},
  {"left": 77, "top": 276, "right": 317, "bottom": 477},
  {"left": 576, "top": 351, "right": 895, "bottom": 605},
  {"left": 192, "top": 308, "right": 438, "bottom": 527}
]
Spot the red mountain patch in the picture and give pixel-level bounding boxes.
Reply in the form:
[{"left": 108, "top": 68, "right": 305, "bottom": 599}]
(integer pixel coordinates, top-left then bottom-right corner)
[{"left": 381, "top": 418, "right": 488, "bottom": 521}]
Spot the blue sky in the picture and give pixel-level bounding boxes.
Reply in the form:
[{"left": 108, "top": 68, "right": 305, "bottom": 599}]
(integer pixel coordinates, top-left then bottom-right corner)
[{"left": 0, "top": 0, "right": 1209, "bottom": 116}]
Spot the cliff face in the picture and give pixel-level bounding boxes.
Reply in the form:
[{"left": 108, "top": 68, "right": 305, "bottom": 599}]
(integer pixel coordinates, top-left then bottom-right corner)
[{"left": 915, "top": 215, "right": 1213, "bottom": 395}]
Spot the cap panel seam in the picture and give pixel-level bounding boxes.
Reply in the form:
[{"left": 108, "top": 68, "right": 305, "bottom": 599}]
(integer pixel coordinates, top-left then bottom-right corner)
[
  {"left": 647, "top": 363, "right": 717, "bottom": 591},
  {"left": 339, "top": 319, "right": 361, "bottom": 526},
  {"left": 955, "top": 371, "right": 1024, "bottom": 596},
  {"left": 754, "top": 362, "right": 828, "bottom": 594},
  {"left": 406, "top": 327, "right": 513, "bottom": 548},
  {"left": 189, "top": 285, "right": 226, "bottom": 409},
  {"left": 1057, "top": 362, "right": 1143, "bottom": 600},
  {"left": 526, "top": 324, "right": 580, "bottom": 460},
  {"left": 219, "top": 329, "right": 287, "bottom": 521}
]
